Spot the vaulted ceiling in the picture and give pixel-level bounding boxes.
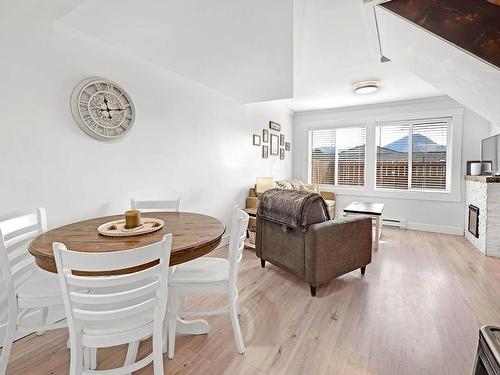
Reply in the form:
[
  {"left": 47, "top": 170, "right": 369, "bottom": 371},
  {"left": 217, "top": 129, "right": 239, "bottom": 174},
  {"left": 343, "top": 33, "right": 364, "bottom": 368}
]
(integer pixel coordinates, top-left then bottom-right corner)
[
  {"left": 56, "top": 0, "right": 294, "bottom": 103},
  {"left": 56, "top": 0, "right": 500, "bottom": 115}
]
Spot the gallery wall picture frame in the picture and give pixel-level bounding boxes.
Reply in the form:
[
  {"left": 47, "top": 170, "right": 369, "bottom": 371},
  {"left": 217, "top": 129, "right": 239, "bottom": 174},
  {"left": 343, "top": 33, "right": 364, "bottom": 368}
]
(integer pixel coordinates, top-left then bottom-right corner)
[
  {"left": 285, "top": 142, "right": 290, "bottom": 151},
  {"left": 280, "top": 148, "right": 285, "bottom": 160},
  {"left": 280, "top": 134, "right": 285, "bottom": 146},
  {"left": 270, "top": 134, "right": 279, "bottom": 155},
  {"left": 262, "top": 129, "right": 269, "bottom": 143},
  {"left": 253, "top": 134, "right": 261, "bottom": 146},
  {"left": 262, "top": 145, "right": 269, "bottom": 159},
  {"left": 269, "top": 121, "right": 281, "bottom": 132}
]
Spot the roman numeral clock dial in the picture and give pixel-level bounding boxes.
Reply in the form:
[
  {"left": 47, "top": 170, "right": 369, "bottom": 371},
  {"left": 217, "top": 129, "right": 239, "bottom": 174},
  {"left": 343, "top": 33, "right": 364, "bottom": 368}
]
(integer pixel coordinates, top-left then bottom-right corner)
[{"left": 70, "top": 77, "right": 135, "bottom": 141}]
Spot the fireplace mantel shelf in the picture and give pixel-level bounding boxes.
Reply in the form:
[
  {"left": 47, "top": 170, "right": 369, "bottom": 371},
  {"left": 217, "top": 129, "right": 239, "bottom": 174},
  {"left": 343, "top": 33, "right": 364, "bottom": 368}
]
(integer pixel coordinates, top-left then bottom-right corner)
[{"left": 465, "top": 175, "right": 500, "bottom": 183}]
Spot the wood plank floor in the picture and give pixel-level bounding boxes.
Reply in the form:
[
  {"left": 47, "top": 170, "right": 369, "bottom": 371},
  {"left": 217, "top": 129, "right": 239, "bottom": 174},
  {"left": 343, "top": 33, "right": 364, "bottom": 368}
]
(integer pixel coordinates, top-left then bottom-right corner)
[{"left": 4, "top": 228, "right": 500, "bottom": 375}]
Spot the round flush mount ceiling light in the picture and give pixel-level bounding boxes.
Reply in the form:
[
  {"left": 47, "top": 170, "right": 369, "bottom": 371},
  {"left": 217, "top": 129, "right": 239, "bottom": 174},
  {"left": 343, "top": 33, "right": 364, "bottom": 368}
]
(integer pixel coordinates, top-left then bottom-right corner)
[{"left": 353, "top": 81, "right": 380, "bottom": 95}]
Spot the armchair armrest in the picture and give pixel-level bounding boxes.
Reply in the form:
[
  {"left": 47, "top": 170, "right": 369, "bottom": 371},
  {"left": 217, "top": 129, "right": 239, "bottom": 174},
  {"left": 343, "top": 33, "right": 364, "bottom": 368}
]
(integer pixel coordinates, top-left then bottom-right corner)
[{"left": 304, "top": 216, "right": 372, "bottom": 286}]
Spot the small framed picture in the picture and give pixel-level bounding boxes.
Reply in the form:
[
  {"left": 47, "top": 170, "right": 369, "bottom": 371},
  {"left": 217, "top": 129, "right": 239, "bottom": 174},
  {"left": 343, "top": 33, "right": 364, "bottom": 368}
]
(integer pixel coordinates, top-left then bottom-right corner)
[
  {"left": 285, "top": 142, "right": 290, "bottom": 151},
  {"left": 280, "top": 148, "right": 285, "bottom": 160},
  {"left": 262, "top": 145, "right": 269, "bottom": 159},
  {"left": 253, "top": 134, "right": 261, "bottom": 146},
  {"left": 280, "top": 134, "right": 285, "bottom": 146},
  {"left": 262, "top": 129, "right": 269, "bottom": 143},
  {"left": 269, "top": 121, "right": 281, "bottom": 132},
  {"left": 270, "top": 134, "right": 279, "bottom": 155}
]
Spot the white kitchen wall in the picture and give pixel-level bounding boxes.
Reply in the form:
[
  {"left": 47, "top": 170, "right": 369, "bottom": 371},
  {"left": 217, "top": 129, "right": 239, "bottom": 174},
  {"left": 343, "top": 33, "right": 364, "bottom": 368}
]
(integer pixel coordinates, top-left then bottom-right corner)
[
  {"left": 293, "top": 97, "right": 492, "bottom": 235},
  {"left": 0, "top": 1, "right": 292, "bottom": 343}
]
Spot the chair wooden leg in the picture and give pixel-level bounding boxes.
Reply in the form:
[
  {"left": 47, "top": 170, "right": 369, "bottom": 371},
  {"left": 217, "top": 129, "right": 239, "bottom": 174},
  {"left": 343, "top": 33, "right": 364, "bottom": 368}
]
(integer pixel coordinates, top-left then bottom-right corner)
[
  {"left": 310, "top": 285, "right": 317, "bottom": 297},
  {"left": 168, "top": 289, "right": 178, "bottom": 359},
  {"left": 124, "top": 340, "right": 139, "bottom": 375},
  {"left": 229, "top": 292, "right": 245, "bottom": 354},
  {"left": 153, "top": 324, "right": 164, "bottom": 375},
  {"left": 260, "top": 259, "right": 265, "bottom": 268},
  {"left": 69, "top": 334, "right": 83, "bottom": 375},
  {"left": 0, "top": 303, "right": 16, "bottom": 375},
  {"left": 83, "top": 348, "right": 90, "bottom": 370},
  {"left": 36, "top": 307, "right": 49, "bottom": 336},
  {"left": 178, "top": 294, "right": 187, "bottom": 318},
  {"left": 361, "top": 266, "right": 366, "bottom": 275},
  {"left": 90, "top": 348, "right": 97, "bottom": 370}
]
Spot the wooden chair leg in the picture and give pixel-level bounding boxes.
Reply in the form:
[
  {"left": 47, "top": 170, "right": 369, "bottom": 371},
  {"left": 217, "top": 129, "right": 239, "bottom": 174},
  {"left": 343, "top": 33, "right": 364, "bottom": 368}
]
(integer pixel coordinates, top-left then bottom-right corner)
[
  {"left": 124, "top": 341, "right": 139, "bottom": 375},
  {"left": 36, "top": 307, "right": 49, "bottom": 336},
  {"left": 229, "top": 291, "right": 245, "bottom": 354},
  {"left": 260, "top": 259, "right": 265, "bottom": 268},
  {"left": 310, "top": 285, "right": 317, "bottom": 297},
  {"left": 361, "top": 266, "right": 366, "bottom": 275},
  {"left": 168, "top": 289, "right": 178, "bottom": 359},
  {"left": 152, "top": 327, "right": 164, "bottom": 375},
  {"left": 0, "top": 306, "right": 16, "bottom": 375},
  {"left": 69, "top": 334, "right": 83, "bottom": 375}
]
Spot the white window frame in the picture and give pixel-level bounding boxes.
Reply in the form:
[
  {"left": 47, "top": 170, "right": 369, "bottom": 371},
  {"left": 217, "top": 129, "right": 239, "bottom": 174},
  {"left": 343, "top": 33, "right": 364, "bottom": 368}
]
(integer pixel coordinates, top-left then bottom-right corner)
[
  {"left": 300, "top": 106, "right": 463, "bottom": 203},
  {"left": 374, "top": 117, "right": 452, "bottom": 193},
  {"left": 308, "top": 123, "right": 368, "bottom": 190}
]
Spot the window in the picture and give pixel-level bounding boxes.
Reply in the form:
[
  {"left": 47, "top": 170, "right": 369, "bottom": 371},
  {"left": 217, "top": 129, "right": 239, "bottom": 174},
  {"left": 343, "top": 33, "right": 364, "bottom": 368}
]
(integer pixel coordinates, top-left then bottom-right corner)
[
  {"left": 376, "top": 118, "right": 449, "bottom": 191},
  {"left": 311, "top": 126, "right": 366, "bottom": 187}
]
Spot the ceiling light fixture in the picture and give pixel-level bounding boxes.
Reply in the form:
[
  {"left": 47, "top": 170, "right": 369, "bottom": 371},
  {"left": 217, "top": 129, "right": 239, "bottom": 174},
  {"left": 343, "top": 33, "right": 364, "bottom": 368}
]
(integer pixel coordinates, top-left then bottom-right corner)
[{"left": 353, "top": 81, "right": 379, "bottom": 95}]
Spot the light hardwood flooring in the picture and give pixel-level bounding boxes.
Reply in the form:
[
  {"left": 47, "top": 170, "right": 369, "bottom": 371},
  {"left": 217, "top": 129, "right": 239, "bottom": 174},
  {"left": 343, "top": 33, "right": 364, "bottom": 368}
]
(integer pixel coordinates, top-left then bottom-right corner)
[{"left": 4, "top": 228, "right": 500, "bottom": 375}]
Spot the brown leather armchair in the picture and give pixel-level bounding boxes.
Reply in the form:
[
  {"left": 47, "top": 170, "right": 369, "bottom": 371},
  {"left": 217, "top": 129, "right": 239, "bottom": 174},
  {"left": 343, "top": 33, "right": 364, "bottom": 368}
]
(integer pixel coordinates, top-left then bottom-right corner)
[{"left": 255, "top": 194, "right": 372, "bottom": 297}]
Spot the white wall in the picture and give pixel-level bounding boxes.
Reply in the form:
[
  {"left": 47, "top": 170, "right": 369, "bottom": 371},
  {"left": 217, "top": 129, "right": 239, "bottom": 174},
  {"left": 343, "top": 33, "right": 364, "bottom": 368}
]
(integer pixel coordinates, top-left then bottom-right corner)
[
  {"left": 492, "top": 124, "right": 500, "bottom": 136},
  {"left": 0, "top": 0, "right": 292, "bottom": 342},
  {"left": 293, "top": 97, "right": 491, "bottom": 235}
]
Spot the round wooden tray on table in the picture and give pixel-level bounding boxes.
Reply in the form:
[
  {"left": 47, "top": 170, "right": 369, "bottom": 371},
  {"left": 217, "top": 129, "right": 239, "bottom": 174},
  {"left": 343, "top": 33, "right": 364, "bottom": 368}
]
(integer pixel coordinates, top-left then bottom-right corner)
[{"left": 29, "top": 212, "right": 225, "bottom": 276}]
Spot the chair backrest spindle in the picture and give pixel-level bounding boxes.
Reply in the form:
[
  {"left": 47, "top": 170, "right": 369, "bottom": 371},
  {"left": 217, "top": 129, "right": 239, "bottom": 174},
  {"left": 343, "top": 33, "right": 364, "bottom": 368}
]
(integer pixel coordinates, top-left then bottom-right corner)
[
  {"left": 228, "top": 207, "right": 249, "bottom": 285},
  {"left": 0, "top": 208, "right": 47, "bottom": 291}
]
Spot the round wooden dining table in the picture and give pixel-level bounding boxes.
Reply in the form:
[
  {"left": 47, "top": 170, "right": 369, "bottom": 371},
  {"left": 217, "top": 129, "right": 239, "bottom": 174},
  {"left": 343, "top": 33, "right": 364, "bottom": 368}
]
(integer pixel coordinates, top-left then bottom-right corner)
[
  {"left": 29, "top": 212, "right": 225, "bottom": 274},
  {"left": 28, "top": 211, "right": 225, "bottom": 336}
]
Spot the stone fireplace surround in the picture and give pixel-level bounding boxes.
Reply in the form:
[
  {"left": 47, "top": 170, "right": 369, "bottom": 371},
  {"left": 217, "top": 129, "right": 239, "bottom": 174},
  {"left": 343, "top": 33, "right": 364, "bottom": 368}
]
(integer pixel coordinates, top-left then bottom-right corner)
[{"left": 465, "top": 175, "right": 500, "bottom": 257}]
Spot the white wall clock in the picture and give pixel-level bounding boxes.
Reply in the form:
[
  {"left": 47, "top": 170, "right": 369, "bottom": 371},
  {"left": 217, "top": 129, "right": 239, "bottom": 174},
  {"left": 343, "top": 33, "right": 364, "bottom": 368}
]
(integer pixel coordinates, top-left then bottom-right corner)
[{"left": 70, "top": 77, "right": 135, "bottom": 141}]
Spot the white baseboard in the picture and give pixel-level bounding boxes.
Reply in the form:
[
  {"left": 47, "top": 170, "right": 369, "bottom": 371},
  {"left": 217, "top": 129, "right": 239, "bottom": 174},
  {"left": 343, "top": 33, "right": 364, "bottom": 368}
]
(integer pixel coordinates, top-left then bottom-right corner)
[{"left": 405, "top": 221, "right": 464, "bottom": 235}]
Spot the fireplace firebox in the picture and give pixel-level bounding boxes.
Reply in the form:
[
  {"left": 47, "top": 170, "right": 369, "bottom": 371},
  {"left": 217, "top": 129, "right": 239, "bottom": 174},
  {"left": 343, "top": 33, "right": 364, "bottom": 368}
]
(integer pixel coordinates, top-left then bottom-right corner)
[{"left": 469, "top": 205, "right": 480, "bottom": 238}]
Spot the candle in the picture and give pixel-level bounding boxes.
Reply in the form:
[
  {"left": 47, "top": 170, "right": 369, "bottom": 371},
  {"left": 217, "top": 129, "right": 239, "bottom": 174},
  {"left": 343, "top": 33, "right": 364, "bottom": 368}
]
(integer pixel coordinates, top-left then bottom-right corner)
[{"left": 125, "top": 210, "right": 141, "bottom": 229}]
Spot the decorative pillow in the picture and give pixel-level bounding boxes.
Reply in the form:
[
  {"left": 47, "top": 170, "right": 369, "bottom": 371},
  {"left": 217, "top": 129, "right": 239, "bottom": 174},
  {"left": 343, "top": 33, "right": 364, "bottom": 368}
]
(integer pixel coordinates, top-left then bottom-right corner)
[
  {"left": 275, "top": 179, "right": 320, "bottom": 194},
  {"left": 275, "top": 180, "right": 295, "bottom": 190},
  {"left": 302, "top": 183, "right": 320, "bottom": 194}
]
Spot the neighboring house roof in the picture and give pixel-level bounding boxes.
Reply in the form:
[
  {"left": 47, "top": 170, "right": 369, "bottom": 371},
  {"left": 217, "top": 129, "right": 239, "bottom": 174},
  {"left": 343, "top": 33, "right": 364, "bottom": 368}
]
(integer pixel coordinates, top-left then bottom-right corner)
[{"left": 313, "top": 134, "right": 447, "bottom": 162}]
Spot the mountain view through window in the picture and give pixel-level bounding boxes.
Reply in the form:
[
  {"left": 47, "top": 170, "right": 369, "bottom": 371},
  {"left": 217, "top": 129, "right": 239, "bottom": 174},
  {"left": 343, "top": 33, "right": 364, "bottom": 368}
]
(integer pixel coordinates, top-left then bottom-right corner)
[{"left": 376, "top": 119, "right": 449, "bottom": 191}]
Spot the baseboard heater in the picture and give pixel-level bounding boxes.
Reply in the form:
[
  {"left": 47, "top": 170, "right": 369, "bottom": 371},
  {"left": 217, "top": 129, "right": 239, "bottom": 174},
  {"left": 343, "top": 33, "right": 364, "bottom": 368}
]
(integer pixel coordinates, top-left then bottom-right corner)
[{"left": 382, "top": 218, "right": 407, "bottom": 229}]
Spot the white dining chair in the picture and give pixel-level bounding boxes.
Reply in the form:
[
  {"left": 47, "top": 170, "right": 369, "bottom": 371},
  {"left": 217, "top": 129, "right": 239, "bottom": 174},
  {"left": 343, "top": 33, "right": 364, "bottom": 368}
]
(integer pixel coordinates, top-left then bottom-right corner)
[
  {"left": 167, "top": 206, "right": 249, "bottom": 358},
  {"left": 53, "top": 234, "right": 172, "bottom": 375},
  {"left": 0, "top": 208, "right": 66, "bottom": 375},
  {"left": 130, "top": 198, "right": 181, "bottom": 212}
]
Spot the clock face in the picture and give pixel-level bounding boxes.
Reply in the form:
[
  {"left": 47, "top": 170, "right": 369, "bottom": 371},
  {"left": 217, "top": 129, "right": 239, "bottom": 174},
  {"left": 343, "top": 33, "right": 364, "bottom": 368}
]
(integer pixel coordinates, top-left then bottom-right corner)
[{"left": 70, "top": 78, "right": 135, "bottom": 141}]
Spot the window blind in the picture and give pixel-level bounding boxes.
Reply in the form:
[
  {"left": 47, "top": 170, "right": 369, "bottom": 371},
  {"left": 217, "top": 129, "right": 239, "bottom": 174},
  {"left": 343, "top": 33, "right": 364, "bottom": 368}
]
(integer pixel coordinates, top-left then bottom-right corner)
[
  {"left": 411, "top": 121, "right": 448, "bottom": 190},
  {"left": 376, "top": 118, "right": 449, "bottom": 191},
  {"left": 376, "top": 123, "right": 410, "bottom": 189},
  {"left": 311, "top": 129, "right": 336, "bottom": 185},
  {"left": 311, "top": 126, "right": 366, "bottom": 187},
  {"left": 337, "top": 127, "right": 366, "bottom": 186}
]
